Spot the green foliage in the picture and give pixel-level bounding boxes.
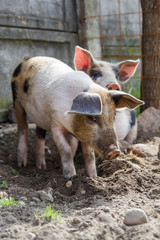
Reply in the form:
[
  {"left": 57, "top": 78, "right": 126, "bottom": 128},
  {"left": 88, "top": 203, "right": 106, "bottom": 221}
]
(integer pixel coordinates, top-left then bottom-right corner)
[
  {"left": 0, "top": 195, "right": 19, "bottom": 207},
  {"left": 34, "top": 205, "right": 62, "bottom": 223},
  {"left": 0, "top": 181, "right": 7, "bottom": 188},
  {"left": 9, "top": 166, "right": 19, "bottom": 175},
  {"left": 123, "top": 26, "right": 141, "bottom": 115}
]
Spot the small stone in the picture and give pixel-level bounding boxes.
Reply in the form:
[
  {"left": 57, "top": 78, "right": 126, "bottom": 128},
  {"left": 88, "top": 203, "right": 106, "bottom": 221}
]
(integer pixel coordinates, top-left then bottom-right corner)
[
  {"left": 38, "top": 190, "right": 53, "bottom": 202},
  {"left": 29, "top": 201, "right": 36, "bottom": 206},
  {"left": 154, "top": 233, "right": 160, "bottom": 238},
  {"left": 20, "top": 196, "right": 27, "bottom": 201},
  {"left": 66, "top": 180, "right": 72, "bottom": 188},
  {"left": 123, "top": 208, "right": 148, "bottom": 226},
  {"left": 19, "top": 200, "right": 25, "bottom": 206},
  {"left": 81, "top": 190, "right": 86, "bottom": 195},
  {"left": 26, "top": 232, "right": 36, "bottom": 240},
  {"left": 32, "top": 197, "right": 40, "bottom": 203},
  {"left": 0, "top": 192, "right": 8, "bottom": 198},
  {"left": 98, "top": 212, "right": 114, "bottom": 223}
]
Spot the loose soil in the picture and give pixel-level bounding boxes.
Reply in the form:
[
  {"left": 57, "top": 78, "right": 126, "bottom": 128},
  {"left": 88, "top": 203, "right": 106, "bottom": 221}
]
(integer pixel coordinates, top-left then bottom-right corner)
[{"left": 0, "top": 123, "right": 160, "bottom": 240}]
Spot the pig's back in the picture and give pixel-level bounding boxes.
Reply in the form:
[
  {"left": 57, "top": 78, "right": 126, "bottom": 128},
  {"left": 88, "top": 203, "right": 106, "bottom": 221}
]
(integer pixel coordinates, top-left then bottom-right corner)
[{"left": 12, "top": 56, "right": 95, "bottom": 131}]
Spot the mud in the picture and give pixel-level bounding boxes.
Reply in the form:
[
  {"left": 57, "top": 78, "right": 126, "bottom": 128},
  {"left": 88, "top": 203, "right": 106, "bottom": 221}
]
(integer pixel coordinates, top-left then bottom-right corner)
[{"left": 0, "top": 123, "right": 160, "bottom": 240}]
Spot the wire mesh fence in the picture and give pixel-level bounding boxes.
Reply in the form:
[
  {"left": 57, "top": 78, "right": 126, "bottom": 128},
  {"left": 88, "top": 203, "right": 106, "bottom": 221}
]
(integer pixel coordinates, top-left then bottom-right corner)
[{"left": 80, "top": 0, "right": 160, "bottom": 111}]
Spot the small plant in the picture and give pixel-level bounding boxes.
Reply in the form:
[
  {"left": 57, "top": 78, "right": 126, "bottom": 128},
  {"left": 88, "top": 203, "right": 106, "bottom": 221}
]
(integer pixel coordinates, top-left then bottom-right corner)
[
  {"left": 123, "top": 26, "right": 141, "bottom": 116},
  {"left": 9, "top": 167, "right": 19, "bottom": 175},
  {"left": 36, "top": 174, "right": 43, "bottom": 179},
  {"left": 0, "top": 195, "right": 19, "bottom": 207},
  {"left": 34, "top": 205, "right": 62, "bottom": 223},
  {"left": 0, "top": 181, "right": 7, "bottom": 188}
]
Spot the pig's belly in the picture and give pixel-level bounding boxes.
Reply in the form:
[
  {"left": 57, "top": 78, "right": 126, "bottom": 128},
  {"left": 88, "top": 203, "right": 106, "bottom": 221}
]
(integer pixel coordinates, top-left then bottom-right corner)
[
  {"left": 25, "top": 103, "right": 51, "bottom": 131},
  {"left": 114, "top": 110, "right": 131, "bottom": 140}
]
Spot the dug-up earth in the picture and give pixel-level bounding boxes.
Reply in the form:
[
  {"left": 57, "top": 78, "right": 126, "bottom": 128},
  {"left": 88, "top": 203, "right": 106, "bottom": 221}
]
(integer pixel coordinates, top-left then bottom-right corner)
[{"left": 0, "top": 123, "right": 160, "bottom": 240}]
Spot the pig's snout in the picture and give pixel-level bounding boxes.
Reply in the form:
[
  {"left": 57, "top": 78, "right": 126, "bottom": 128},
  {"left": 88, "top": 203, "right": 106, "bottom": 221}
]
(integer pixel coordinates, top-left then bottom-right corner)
[
  {"left": 106, "top": 144, "right": 120, "bottom": 160},
  {"left": 107, "top": 83, "right": 120, "bottom": 91}
]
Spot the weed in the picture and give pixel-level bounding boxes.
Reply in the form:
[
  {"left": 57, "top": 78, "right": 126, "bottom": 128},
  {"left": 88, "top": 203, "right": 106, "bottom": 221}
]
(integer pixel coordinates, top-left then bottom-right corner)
[
  {"left": 9, "top": 167, "right": 19, "bottom": 175},
  {"left": 0, "top": 196, "right": 19, "bottom": 207},
  {"left": 34, "top": 205, "right": 62, "bottom": 223},
  {"left": 36, "top": 174, "right": 43, "bottom": 179},
  {"left": 0, "top": 181, "right": 7, "bottom": 188},
  {"left": 123, "top": 26, "right": 141, "bottom": 116}
]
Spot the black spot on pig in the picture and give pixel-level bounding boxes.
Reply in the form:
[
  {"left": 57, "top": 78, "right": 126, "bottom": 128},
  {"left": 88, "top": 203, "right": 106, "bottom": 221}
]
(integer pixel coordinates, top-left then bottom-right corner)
[
  {"left": 36, "top": 127, "right": 46, "bottom": 140},
  {"left": 12, "top": 63, "right": 22, "bottom": 77},
  {"left": 130, "top": 110, "right": 136, "bottom": 127},
  {"left": 23, "top": 78, "right": 29, "bottom": 93},
  {"left": 11, "top": 81, "right": 17, "bottom": 105},
  {"left": 83, "top": 88, "right": 89, "bottom": 92}
]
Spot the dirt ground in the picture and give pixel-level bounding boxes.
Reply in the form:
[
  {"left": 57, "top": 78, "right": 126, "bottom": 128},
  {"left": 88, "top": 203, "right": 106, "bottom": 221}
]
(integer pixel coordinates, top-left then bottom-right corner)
[{"left": 0, "top": 123, "right": 160, "bottom": 240}]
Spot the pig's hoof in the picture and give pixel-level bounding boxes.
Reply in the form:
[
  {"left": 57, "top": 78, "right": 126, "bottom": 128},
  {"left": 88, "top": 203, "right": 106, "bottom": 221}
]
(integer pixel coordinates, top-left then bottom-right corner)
[
  {"left": 37, "top": 163, "right": 46, "bottom": 170},
  {"left": 63, "top": 170, "right": 76, "bottom": 179},
  {"left": 36, "top": 159, "right": 46, "bottom": 169},
  {"left": 17, "top": 156, "right": 27, "bottom": 167}
]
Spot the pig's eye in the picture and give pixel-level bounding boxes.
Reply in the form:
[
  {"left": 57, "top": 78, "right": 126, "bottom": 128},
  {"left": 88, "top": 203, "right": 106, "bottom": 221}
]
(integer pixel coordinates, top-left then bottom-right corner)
[
  {"left": 90, "top": 70, "right": 102, "bottom": 80},
  {"left": 87, "top": 115, "right": 98, "bottom": 123}
]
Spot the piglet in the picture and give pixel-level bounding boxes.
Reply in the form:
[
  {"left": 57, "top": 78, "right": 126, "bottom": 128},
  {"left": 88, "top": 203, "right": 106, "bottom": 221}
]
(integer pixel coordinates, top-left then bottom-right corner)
[
  {"left": 74, "top": 46, "right": 140, "bottom": 143},
  {"left": 11, "top": 56, "right": 144, "bottom": 178}
]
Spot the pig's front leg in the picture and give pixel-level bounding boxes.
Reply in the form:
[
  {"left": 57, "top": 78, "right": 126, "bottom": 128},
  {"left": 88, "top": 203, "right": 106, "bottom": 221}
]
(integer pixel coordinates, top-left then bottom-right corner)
[
  {"left": 36, "top": 126, "right": 46, "bottom": 169},
  {"left": 67, "top": 134, "right": 78, "bottom": 158},
  {"left": 51, "top": 127, "right": 76, "bottom": 178},
  {"left": 81, "top": 143, "right": 97, "bottom": 177}
]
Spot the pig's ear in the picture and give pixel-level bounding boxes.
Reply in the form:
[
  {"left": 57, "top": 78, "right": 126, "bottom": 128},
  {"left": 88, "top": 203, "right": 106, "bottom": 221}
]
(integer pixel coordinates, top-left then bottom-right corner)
[
  {"left": 113, "top": 59, "right": 140, "bottom": 83},
  {"left": 66, "top": 92, "right": 102, "bottom": 115},
  {"left": 109, "top": 90, "right": 144, "bottom": 110},
  {"left": 74, "top": 46, "right": 94, "bottom": 73}
]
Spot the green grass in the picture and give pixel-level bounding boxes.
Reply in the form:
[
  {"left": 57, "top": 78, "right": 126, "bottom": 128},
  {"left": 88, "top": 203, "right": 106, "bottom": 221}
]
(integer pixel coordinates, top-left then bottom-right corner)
[
  {"left": 34, "top": 205, "right": 62, "bottom": 223},
  {"left": 0, "top": 181, "right": 7, "bottom": 188},
  {"left": 0, "top": 195, "right": 19, "bottom": 207},
  {"left": 122, "top": 26, "right": 141, "bottom": 116},
  {"left": 8, "top": 166, "right": 19, "bottom": 175}
]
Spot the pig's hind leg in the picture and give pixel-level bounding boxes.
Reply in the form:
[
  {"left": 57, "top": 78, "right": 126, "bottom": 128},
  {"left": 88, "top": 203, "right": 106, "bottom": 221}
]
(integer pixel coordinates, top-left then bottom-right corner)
[
  {"left": 51, "top": 127, "right": 76, "bottom": 178},
  {"left": 36, "top": 126, "right": 46, "bottom": 169},
  {"left": 14, "top": 101, "right": 28, "bottom": 167}
]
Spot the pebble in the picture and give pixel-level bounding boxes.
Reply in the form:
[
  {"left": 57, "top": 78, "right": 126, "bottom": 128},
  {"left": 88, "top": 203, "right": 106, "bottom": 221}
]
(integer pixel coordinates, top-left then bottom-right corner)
[
  {"left": 26, "top": 232, "right": 36, "bottom": 240},
  {"left": 29, "top": 201, "right": 36, "bottom": 206},
  {"left": 20, "top": 196, "right": 27, "bottom": 201},
  {"left": 19, "top": 200, "right": 26, "bottom": 206},
  {"left": 0, "top": 192, "right": 8, "bottom": 198},
  {"left": 32, "top": 197, "right": 40, "bottom": 203},
  {"left": 98, "top": 212, "right": 114, "bottom": 223},
  {"left": 81, "top": 190, "right": 86, "bottom": 195},
  {"left": 66, "top": 180, "right": 72, "bottom": 188},
  {"left": 123, "top": 208, "right": 148, "bottom": 226},
  {"left": 38, "top": 190, "right": 53, "bottom": 202}
]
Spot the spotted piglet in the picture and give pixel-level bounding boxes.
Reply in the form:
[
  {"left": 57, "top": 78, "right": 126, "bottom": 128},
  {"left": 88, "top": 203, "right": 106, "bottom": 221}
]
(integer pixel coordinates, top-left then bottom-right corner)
[
  {"left": 74, "top": 46, "right": 140, "bottom": 143},
  {"left": 11, "top": 56, "right": 143, "bottom": 178}
]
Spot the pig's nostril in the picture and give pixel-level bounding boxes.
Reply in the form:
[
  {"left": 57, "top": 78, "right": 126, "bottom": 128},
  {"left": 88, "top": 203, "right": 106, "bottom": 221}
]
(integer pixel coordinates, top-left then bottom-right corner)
[{"left": 107, "top": 84, "right": 121, "bottom": 91}]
